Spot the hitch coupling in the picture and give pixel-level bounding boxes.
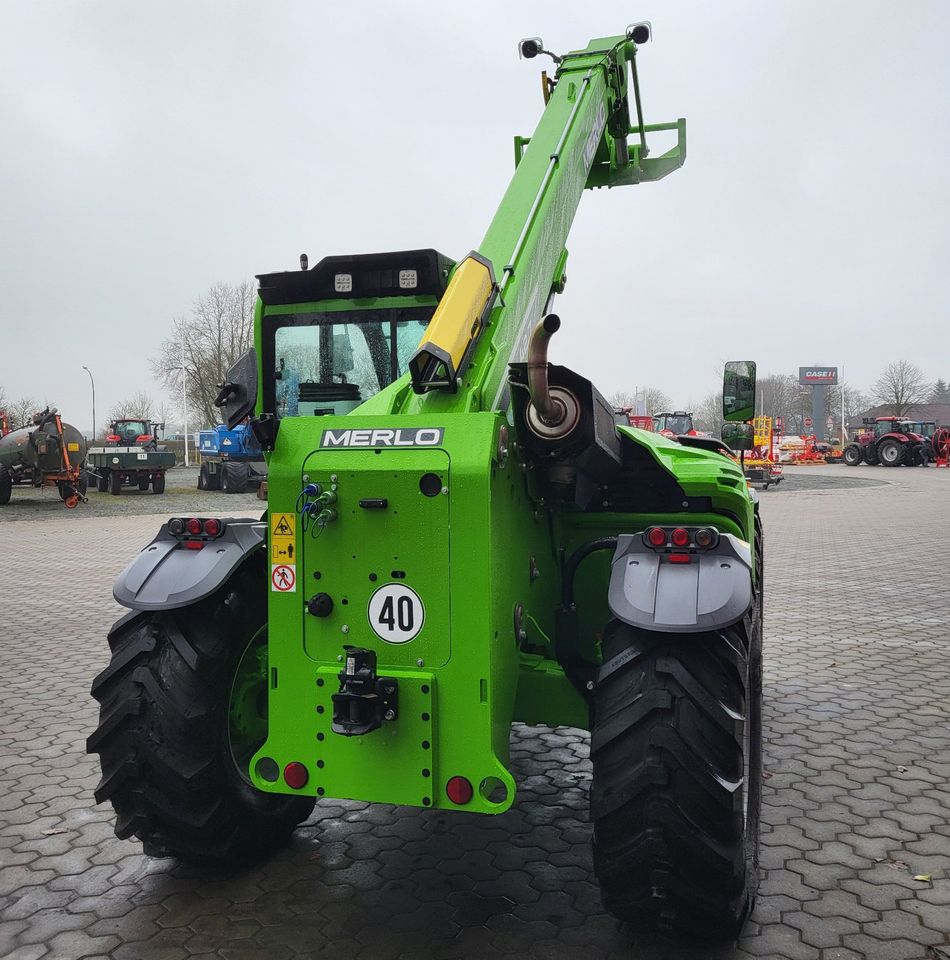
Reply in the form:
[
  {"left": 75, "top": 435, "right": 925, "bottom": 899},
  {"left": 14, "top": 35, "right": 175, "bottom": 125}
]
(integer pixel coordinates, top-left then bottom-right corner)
[{"left": 331, "top": 647, "right": 399, "bottom": 737}]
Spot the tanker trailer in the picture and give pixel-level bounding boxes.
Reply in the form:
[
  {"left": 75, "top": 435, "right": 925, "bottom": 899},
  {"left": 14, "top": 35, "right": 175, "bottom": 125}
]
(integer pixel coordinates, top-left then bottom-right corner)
[{"left": 0, "top": 408, "right": 88, "bottom": 508}]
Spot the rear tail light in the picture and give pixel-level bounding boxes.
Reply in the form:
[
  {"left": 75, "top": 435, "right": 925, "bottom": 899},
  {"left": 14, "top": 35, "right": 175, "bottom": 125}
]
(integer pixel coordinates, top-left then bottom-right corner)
[
  {"left": 694, "top": 527, "right": 717, "bottom": 548},
  {"left": 283, "top": 762, "right": 309, "bottom": 789},
  {"left": 169, "top": 517, "right": 224, "bottom": 541},
  {"left": 642, "top": 526, "right": 721, "bottom": 552},
  {"left": 646, "top": 527, "right": 666, "bottom": 547},
  {"left": 446, "top": 776, "right": 474, "bottom": 805}
]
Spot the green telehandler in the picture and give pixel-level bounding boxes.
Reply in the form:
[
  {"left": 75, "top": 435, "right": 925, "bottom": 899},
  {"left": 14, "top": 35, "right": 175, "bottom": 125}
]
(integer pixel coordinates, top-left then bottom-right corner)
[{"left": 89, "top": 26, "right": 762, "bottom": 939}]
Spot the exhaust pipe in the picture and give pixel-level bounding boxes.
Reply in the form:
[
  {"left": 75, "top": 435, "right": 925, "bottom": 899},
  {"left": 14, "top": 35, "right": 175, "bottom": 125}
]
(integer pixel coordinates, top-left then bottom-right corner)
[{"left": 526, "top": 314, "right": 563, "bottom": 426}]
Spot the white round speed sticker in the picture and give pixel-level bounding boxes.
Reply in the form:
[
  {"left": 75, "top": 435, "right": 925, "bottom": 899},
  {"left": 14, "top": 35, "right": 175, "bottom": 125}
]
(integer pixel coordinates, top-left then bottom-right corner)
[{"left": 368, "top": 584, "right": 424, "bottom": 644}]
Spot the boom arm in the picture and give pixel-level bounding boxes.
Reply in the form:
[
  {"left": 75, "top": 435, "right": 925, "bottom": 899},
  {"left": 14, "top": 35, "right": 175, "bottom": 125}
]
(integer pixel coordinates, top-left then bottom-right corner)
[{"left": 390, "top": 31, "right": 686, "bottom": 415}]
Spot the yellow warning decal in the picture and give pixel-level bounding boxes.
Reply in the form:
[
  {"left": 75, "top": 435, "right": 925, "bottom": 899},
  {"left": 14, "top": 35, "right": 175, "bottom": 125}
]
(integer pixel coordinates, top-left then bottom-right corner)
[
  {"left": 271, "top": 512, "right": 295, "bottom": 539},
  {"left": 272, "top": 539, "right": 296, "bottom": 563},
  {"left": 67, "top": 442, "right": 80, "bottom": 452}
]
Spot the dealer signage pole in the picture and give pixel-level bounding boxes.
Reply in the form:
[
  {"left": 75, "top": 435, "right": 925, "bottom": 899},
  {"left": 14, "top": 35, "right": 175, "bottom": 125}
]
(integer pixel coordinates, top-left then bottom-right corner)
[{"left": 799, "top": 367, "right": 838, "bottom": 440}]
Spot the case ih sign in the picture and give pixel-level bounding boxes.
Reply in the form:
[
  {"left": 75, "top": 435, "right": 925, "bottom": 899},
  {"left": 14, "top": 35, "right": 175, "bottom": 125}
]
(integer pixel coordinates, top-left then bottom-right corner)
[{"left": 799, "top": 367, "right": 838, "bottom": 385}]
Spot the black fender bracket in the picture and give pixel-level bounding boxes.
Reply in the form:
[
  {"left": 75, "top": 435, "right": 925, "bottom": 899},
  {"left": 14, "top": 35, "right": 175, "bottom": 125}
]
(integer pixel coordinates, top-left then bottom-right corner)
[{"left": 113, "top": 518, "right": 265, "bottom": 611}]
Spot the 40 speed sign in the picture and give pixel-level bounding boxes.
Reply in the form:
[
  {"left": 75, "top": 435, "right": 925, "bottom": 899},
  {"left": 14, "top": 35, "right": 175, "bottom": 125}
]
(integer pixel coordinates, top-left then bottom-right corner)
[{"left": 367, "top": 583, "right": 425, "bottom": 644}]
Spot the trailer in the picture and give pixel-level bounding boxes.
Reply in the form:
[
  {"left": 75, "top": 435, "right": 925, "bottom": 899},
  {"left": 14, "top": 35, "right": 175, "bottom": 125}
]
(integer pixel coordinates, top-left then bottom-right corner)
[{"left": 86, "top": 419, "right": 174, "bottom": 494}]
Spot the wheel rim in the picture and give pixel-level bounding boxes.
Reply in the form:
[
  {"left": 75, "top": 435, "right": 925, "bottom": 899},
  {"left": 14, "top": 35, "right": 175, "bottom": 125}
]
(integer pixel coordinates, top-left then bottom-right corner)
[
  {"left": 228, "top": 628, "right": 269, "bottom": 785},
  {"left": 882, "top": 444, "right": 898, "bottom": 463}
]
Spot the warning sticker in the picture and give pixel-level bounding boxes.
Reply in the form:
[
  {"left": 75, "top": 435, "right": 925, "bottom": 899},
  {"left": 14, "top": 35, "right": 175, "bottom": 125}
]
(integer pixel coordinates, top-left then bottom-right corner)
[
  {"left": 272, "top": 540, "right": 296, "bottom": 563},
  {"left": 271, "top": 564, "right": 296, "bottom": 593},
  {"left": 271, "top": 513, "right": 295, "bottom": 538}
]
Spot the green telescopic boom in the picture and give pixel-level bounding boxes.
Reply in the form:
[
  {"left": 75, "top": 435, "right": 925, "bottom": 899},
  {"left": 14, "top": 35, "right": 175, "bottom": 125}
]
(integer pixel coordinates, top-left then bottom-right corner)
[{"left": 388, "top": 32, "right": 685, "bottom": 415}]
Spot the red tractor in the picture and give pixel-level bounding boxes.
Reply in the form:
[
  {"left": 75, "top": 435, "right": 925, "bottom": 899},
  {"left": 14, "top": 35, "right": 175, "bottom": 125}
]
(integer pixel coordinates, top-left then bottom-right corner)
[
  {"left": 843, "top": 417, "right": 935, "bottom": 467},
  {"left": 653, "top": 410, "right": 700, "bottom": 437}
]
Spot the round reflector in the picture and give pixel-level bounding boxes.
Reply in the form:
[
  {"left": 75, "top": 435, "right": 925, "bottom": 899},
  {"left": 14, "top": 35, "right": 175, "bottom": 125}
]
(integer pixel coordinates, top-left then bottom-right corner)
[
  {"left": 168, "top": 518, "right": 185, "bottom": 536},
  {"left": 646, "top": 527, "right": 666, "bottom": 547},
  {"left": 185, "top": 518, "right": 202, "bottom": 536},
  {"left": 446, "top": 776, "right": 474, "bottom": 805},
  {"left": 671, "top": 528, "right": 690, "bottom": 547},
  {"left": 203, "top": 518, "right": 221, "bottom": 537},
  {"left": 283, "top": 762, "right": 309, "bottom": 789},
  {"left": 694, "top": 527, "right": 716, "bottom": 548}
]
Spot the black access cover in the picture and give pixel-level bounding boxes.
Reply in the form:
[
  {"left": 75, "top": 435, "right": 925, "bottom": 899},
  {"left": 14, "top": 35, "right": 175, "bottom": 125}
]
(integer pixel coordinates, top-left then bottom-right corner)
[{"left": 256, "top": 249, "right": 455, "bottom": 306}]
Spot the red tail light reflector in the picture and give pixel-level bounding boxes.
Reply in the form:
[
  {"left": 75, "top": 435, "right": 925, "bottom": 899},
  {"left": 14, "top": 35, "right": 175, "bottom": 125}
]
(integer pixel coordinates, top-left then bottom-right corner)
[
  {"left": 646, "top": 527, "right": 666, "bottom": 547},
  {"left": 671, "top": 528, "right": 690, "bottom": 547},
  {"left": 446, "top": 776, "right": 474, "bottom": 805},
  {"left": 185, "top": 518, "right": 202, "bottom": 536},
  {"left": 283, "top": 762, "right": 309, "bottom": 789},
  {"left": 203, "top": 518, "right": 221, "bottom": 536},
  {"left": 667, "top": 553, "right": 691, "bottom": 564},
  {"left": 184, "top": 541, "right": 204, "bottom": 550}
]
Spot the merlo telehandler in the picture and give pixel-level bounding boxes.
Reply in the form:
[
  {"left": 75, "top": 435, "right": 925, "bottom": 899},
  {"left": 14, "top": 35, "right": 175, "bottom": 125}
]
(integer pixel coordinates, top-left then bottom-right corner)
[{"left": 89, "top": 26, "right": 763, "bottom": 939}]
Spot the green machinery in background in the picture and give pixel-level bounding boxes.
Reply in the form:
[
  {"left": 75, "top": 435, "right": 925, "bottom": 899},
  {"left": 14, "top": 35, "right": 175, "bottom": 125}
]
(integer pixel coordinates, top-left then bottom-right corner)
[{"left": 90, "top": 26, "right": 762, "bottom": 939}]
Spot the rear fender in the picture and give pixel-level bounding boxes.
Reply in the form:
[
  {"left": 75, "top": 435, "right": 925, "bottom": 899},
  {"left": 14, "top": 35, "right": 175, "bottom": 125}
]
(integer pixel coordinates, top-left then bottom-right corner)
[
  {"left": 607, "top": 533, "right": 753, "bottom": 633},
  {"left": 113, "top": 518, "right": 265, "bottom": 611}
]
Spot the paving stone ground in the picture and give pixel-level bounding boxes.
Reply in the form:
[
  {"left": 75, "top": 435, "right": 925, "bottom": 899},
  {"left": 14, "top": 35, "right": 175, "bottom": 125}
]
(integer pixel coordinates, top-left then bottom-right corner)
[{"left": 1, "top": 464, "right": 948, "bottom": 959}]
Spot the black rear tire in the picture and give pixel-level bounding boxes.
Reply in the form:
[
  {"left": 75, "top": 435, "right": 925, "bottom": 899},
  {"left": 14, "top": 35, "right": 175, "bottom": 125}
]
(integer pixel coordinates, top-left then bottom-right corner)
[
  {"left": 864, "top": 443, "right": 880, "bottom": 466},
  {"left": 109, "top": 470, "right": 123, "bottom": 495},
  {"left": 87, "top": 552, "right": 314, "bottom": 865},
  {"left": 843, "top": 445, "right": 863, "bottom": 466},
  {"left": 97, "top": 471, "right": 109, "bottom": 493},
  {"left": 591, "top": 533, "right": 763, "bottom": 941},
  {"left": 221, "top": 461, "right": 250, "bottom": 494},
  {"left": 152, "top": 472, "right": 166, "bottom": 494},
  {"left": 198, "top": 464, "right": 210, "bottom": 490},
  {"left": 0, "top": 470, "right": 11, "bottom": 506},
  {"left": 138, "top": 475, "right": 150, "bottom": 491},
  {"left": 878, "top": 438, "right": 904, "bottom": 467}
]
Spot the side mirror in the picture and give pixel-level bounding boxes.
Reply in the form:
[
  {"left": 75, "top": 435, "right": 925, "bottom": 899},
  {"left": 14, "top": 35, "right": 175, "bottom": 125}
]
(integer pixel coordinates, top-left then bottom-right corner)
[
  {"left": 722, "top": 360, "right": 757, "bottom": 422},
  {"left": 721, "top": 422, "right": 755, "bottom": 451},
  {"left": 216, "top": 348, "right": 258, "bottom": 429}
]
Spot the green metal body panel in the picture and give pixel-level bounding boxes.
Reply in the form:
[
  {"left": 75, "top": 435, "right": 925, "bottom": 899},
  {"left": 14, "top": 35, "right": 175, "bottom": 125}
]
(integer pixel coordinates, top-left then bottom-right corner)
[{"left": 245, "top": 31, "right": 754, "bottom": 814}]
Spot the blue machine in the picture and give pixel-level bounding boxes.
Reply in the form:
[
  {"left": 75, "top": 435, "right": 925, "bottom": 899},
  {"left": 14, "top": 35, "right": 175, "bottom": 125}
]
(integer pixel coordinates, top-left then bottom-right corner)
[{"left": 197, "top": 423, "right": 266, "bottom": 493}]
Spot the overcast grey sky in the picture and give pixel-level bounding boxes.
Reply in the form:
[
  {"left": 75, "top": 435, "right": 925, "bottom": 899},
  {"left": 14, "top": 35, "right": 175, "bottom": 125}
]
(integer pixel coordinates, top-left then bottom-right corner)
[{"left": 1, "top": 1, "right": 948, "bottom": 432}]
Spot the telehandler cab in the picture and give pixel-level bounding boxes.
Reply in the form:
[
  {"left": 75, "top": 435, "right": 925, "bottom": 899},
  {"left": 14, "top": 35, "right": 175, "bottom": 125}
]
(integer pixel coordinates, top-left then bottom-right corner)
[{"left": 89, "top": 26, "right": 763, "bottom": 939}]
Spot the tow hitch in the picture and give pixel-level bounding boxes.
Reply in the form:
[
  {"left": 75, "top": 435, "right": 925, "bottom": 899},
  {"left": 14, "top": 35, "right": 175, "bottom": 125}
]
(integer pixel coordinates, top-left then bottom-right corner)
[{"left": 331, "top": 646, "right": 399, "bottom": 736}]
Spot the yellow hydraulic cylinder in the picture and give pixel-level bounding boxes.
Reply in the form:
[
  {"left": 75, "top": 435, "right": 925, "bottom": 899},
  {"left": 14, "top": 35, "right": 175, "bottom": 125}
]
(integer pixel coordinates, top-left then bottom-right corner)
[{"left": 409, "top": 252, "right": 495, "bottom": 393}]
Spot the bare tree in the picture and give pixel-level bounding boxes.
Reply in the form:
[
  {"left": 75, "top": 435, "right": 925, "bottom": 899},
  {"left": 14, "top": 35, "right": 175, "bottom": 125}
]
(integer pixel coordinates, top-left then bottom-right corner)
[
  {"left": 871, "top": 360, "right": 928, "bottom": 417},
  {"left": 6, "top": 397, "right": 43, "bottom": 430},
  {"left": 693, "top": 390, "right": 724, "bottom": 435},
  {"left": 109, "top": 391, "right": 155, "bottom": 422},
  {"left": 151, "top": 280, "right": 257, "bottom": 429},
  {"left": 608, "top": 387, "right": 671, "bottom": 416}
]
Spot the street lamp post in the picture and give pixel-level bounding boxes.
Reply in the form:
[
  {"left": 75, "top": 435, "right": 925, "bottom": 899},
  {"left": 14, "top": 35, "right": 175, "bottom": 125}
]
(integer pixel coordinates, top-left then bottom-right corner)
[
  {"left": 81, "top": 365, "right": 96, "bottom": 443},
  {"left": 170, "top": 343, "right": 190, "bottom": 467}
]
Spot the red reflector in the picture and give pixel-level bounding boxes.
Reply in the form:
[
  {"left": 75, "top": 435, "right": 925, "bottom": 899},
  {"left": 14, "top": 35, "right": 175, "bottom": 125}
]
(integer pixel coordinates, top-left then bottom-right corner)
[
  {"left": 203, "top": 518, "right": 221, "bottom": 537},
  {"left": 671, "top": 528, "right": 690, "bottom": 547},
  {"left": 668, "top": 553, "right": 691, "bottom": 564},
  {"left": 283, "top": 762, "right": 309, "bottom": 789},
  {"left": 183, "top": 541, "right": 204, "bottom": 550},
  {"left": 185, "top": 518, "right": 202, "bottom": 536},
  {"left": 646, "top": 527, "right": 666, "bottom": 547},
  {"left": 446, "top": 776, "right": 473, "bottom": 805}
]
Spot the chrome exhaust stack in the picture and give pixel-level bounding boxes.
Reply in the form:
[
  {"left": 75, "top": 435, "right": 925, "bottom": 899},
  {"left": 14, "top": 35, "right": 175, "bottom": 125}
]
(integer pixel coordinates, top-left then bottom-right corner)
[{"left": 525, "top": 314, "right": 580, "bottom": 440}]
